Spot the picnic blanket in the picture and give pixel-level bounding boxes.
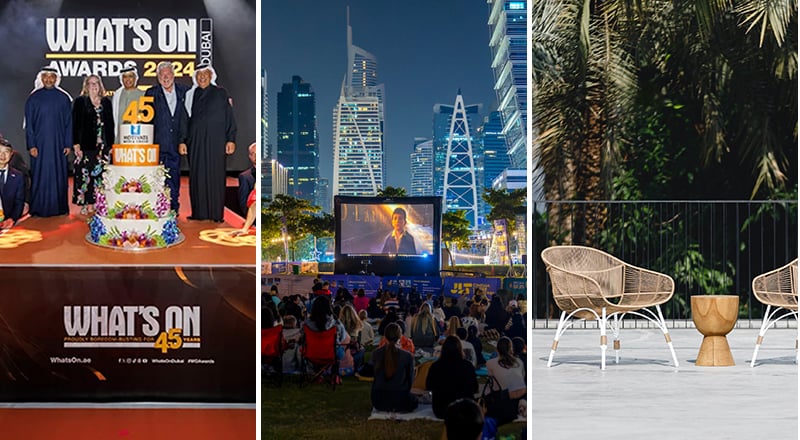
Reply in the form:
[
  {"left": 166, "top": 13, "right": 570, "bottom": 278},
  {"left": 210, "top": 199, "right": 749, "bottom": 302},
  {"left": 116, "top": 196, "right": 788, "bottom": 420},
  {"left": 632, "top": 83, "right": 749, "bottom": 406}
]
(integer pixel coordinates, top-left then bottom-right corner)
[{"left": 368, "top": 404, "right": 526, "bottom": 423}]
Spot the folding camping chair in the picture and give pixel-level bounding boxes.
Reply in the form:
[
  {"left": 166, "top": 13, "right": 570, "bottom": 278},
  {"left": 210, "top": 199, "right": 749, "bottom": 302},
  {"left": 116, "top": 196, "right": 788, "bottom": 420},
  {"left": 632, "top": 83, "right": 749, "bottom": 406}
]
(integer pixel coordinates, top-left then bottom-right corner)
[
  {"left": 262, "top": 325, "right": 285, "bottom": 387},
  {"left": 300, "top": 324, "right": 340, "bottom": 390}
]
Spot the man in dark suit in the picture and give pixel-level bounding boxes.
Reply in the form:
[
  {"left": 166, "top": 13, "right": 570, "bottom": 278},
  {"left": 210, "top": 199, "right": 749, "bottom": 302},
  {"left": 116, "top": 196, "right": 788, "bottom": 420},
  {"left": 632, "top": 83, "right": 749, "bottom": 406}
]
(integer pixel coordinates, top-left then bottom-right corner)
[
  {"left": 0, "top": 139, "right": 26, "bottom": 228},
  {"left": 381, "top": 207, "right": 417, "bottom": 255},
  {"left": 145, "top": 61, "right": 190, "bottom": 213},
  {"left": 238, "top": 142, "right": 256, "bottom": 216}
]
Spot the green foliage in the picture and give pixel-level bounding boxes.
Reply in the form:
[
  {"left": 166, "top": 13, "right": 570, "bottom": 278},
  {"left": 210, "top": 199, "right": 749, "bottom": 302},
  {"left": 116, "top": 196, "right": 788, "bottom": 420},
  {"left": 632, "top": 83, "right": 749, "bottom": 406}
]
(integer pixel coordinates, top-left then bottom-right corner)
[
  {"left": 261, "top": 195, "right": 322, "bottom": 261},
  {"left": 441, "top": 209, "right": 472, "bottom": 266},
  {"left": 672, "top": 245, "right": 735, "bottom": 295},
  {"left": 483, "top": 188, "right": 526, "bottom": 232},
  {"left": 376, "top": 186, "right": 407, "bottom": 197},
  {"left": 303, "top": 212, "right": 335, "bottom": 238}
]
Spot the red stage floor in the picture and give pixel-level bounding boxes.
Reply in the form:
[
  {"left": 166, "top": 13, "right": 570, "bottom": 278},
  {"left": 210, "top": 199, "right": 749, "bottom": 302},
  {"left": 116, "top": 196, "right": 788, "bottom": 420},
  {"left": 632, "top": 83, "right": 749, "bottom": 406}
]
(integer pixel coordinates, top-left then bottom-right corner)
[
  {"left": 0, "top": 407, "right": 255, "bottom": 439},
  {"left": 0, "top": 177, "right": 256, "bottom": 266}
]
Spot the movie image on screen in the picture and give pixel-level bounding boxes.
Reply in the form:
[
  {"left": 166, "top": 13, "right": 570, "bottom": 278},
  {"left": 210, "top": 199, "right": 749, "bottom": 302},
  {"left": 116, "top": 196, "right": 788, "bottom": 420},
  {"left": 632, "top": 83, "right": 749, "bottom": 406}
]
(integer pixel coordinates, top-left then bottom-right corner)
[
  {"left": 334, "top": 196, "right": 441, "bottom": 276},
  {"left": 340, "top": 203, "right": 434, "bottom": 256}
]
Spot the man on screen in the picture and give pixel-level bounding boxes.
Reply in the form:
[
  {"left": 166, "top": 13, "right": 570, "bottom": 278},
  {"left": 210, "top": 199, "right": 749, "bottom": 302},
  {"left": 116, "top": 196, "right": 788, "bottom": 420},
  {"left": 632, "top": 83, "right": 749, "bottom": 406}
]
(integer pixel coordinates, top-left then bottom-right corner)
[{"left": 381, "top": 207, "right": 417, "bottom": 255}]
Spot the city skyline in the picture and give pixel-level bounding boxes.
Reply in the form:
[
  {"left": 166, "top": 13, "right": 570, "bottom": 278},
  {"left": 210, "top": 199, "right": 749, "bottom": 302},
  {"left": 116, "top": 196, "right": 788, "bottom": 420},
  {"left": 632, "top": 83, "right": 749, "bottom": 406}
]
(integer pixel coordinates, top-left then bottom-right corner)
[{"left": 262, "top": 0, "right": 498, "bottom": 191}]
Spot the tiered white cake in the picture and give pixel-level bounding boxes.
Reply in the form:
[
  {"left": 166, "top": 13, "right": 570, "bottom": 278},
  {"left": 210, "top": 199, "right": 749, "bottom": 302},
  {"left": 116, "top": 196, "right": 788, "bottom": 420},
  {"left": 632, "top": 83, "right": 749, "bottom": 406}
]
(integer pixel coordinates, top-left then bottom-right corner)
[{"left": 86, "top": 124, "right": 182, "bottom": 249}]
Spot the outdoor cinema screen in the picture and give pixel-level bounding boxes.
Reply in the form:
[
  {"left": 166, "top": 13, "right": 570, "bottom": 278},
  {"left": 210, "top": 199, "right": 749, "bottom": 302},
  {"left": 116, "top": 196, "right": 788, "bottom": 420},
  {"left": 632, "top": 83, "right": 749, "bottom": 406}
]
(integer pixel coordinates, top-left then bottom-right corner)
[{"left": 334, "top": 196, "right": 441, "bottom": 275}]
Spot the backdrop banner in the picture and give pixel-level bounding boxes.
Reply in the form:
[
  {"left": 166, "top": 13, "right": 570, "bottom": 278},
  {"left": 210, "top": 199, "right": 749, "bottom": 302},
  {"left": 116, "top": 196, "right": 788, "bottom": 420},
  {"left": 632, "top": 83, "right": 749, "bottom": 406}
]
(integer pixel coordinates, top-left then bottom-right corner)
[
  {"left": 0, "top": 0, "right": 255, "bottom": 172},
  {"left": 320, "top": 275, "right": 382, "bottom": 297},
  {"left": 381, "top": 276, "right": 442, "bottom": 297},
  {"left": 0, "top": 266, "right": 255, "bottom": 402},
  {"left": 441, "top": 277, "right": 502, "bottom": 299}
]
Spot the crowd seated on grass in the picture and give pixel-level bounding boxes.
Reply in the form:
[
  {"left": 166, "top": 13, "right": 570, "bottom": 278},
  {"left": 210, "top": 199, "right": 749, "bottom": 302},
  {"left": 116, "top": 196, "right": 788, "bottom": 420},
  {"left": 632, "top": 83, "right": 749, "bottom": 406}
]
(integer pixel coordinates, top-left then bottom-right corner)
[{"left": 262, "top": 283, "right": 529, "bottom": 430}]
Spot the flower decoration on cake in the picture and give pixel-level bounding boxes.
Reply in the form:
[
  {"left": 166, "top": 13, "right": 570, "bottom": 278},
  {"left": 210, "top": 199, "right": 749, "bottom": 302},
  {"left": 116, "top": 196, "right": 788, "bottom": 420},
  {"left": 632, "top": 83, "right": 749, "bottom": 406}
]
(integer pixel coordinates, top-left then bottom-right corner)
[
  {"left": 88, "top": 216, "right": 107, "bottom": 242},
  {"left": 114, "top": 176, "right": 152, "bottom": 194},
  {"left": 155, "top": 192, "right": 171, "bottom": 217},
  {"left": 162, "top": 219, "right": 180, "bottom": 245},
  {"left": 97, "top": 226, "right": 166, "bottom": 248},
  {"left": 107, "top": 200, "right": 157, "bottom": 220},
  {"left": 94, "top": 191, "right": 108, "bottom": 217}
]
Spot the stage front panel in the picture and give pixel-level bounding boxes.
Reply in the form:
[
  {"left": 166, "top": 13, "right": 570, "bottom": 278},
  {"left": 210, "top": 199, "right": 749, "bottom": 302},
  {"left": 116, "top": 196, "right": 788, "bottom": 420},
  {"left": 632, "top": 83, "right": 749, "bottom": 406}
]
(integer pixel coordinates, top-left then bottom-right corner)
[{"left": 0, "top": 266, "right": 255, "bottom": 403}]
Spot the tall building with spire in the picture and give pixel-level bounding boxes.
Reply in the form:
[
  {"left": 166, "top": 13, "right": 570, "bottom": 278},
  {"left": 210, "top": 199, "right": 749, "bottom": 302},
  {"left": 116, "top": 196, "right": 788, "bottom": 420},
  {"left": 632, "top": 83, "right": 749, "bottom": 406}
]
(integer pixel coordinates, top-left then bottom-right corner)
[
  {"left": 488, "top": 0, "right": 527, "bottom": 170},
  {"left": 443, "top": 91, "right": 480, "bottom": 228},
  {"left": 277, "top": 75, "right": 319, "bottom": 203},
  {"left": 332, "top": 9, "right": 386, "bottom": 198},
  {"left": 432, "top": 101, "right": 482, "bottom": 197}
]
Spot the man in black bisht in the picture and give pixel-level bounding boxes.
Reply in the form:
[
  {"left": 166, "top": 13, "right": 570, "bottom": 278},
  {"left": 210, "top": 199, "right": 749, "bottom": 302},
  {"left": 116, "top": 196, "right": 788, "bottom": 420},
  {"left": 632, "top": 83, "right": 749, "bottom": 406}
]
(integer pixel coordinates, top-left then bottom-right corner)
[{"left": 179, "top": 63, "right": 236, "bottom": 222}]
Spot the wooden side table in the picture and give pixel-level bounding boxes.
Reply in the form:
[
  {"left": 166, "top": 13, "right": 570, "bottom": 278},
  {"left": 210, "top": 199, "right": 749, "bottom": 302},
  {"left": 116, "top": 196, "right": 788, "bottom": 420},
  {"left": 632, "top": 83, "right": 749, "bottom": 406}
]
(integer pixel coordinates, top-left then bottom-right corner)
[{"left": 691, "top": 295, "right": 739, "bottom": 366}]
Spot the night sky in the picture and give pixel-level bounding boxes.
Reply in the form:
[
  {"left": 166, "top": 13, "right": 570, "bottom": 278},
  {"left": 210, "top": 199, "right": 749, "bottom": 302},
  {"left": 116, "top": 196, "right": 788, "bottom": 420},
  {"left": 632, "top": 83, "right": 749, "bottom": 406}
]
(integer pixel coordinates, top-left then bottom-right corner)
[{"left": 262, "top": 0, "right": 498, "bottom": 190}]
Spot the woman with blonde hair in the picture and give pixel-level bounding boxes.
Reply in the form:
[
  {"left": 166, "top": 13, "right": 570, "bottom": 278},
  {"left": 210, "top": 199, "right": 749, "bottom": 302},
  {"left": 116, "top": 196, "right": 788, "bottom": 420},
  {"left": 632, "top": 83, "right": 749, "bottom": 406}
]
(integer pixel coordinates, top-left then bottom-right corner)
[
  {"left": 357, "top": 309, "right": 376, "bottom": 348},
  {"left": 438, "top": 315, "right": 462, "bottom": 346},
  {"left": 409, "top": 303, "right": 438, "bottom": 350},
  {"left": 338, "top": 304, "right": 364, "bottom": 375},
  {"left": 72, "top": 74, "right": 114, "bottom": 214}
]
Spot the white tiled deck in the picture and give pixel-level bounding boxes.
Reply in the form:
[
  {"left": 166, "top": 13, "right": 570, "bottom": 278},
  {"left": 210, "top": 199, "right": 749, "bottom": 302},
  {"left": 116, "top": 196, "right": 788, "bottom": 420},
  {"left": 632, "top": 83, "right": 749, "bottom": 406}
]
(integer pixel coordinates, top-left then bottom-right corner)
[{"left": 531, "top": 325, "right": 798, "bottom": 439}]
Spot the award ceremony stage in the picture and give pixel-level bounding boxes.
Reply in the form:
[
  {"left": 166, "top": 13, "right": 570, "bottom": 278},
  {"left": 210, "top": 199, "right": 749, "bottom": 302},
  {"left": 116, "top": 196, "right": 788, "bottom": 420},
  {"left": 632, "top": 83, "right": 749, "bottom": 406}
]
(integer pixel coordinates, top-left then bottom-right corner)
[
  {"left": 1, "top": 178, "right": 257, "bottom": 437},
  {"left": 1, "top": 177, "right": 255, "bottom": 266}
]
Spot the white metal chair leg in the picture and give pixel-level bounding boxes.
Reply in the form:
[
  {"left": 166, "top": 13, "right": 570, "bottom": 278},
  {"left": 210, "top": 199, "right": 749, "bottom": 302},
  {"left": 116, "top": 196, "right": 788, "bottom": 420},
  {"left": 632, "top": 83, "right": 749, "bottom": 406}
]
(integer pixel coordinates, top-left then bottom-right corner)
[
  {"left": 600, "top": 307, "right": 607, "bottom": 370},
  {"left": 611, "top": 314, "right": 620, "bottom": 364},
  {"left": 751, "top": 305, "right": 772, "bottom": 368},
  {"left": 656, "top": 305, "right": 679, "bottom": 368},
  {"left": 547, "top": 311, "right": 567, "bottom": 368}
]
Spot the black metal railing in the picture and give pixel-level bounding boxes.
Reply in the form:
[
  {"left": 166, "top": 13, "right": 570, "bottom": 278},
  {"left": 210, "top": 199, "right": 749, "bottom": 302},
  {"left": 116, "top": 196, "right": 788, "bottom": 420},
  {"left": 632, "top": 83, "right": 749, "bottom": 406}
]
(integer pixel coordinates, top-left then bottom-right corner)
[{"left": 530, "top": 200, "right": 798, "bottom": 327}]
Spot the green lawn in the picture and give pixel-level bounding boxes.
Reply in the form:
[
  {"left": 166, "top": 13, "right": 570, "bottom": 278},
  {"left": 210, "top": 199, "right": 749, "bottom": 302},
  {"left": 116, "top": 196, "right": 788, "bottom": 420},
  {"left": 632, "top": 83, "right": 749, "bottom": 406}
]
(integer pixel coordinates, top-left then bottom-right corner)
[{"left": 262, "top": 376, "right": 526, "bottom": 439}]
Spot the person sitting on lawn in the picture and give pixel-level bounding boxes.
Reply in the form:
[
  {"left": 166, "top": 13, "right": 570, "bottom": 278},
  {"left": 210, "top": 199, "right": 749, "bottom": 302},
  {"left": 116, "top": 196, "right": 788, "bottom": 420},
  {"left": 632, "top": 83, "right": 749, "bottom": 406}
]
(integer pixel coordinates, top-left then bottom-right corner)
[
  {"left": 338, "top": 304, "right": 365, "bottom": 375},
  {"left": 486, "top": 337, "right": 526, "bottom": 402},
  {"left": 426, "top": 336, "right": 478, "bottom": 419},
  {"left": 304, "top": 295, "right": 350, "bottom": 359},
  {"left": 456, "top": 327, "right": 478, "bottom": 368},
  {"left": 445, "top": 398, "right": 491, "bottom": 440},
  {"left": 466, "top": 325, "right": 486, "bottom": 368},
  {"left": 439, "top": 315, "right": 462, "bottom": 345},
  {"left": 409, "top": 303, "right": 439, "bottom": 351},
  {"left": 378, "top": 326, "right": 415, "bottom": 355},
  {"left": 371, "top": 323, "right": 418, "bottom": 413},
  {"left": 358, "top": 309, "right": 376, "bottom": 348}
]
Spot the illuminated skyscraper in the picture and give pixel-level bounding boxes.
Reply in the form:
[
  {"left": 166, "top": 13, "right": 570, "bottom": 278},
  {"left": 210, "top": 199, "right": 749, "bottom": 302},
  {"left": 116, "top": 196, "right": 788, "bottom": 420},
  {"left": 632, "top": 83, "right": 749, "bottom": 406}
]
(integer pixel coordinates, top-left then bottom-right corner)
[
  {"left": 277, "top": 75, "right": 319, "bottom": 203},
  {"left": 432, "top": 102, "right": 482, "bottom": 197},
  {"left": 410, "top": 138, "right": 433, "bottom": 196},
  {"left": 443, "top": 91, "right": 479, "bottom": 227},
  {"left": 480, "top": 111, "right": 509, "bottom": 190},
  {"left": 332, "top": 10, "right": 385, "bottom": 198},
  {"left": 487, "top": 0, "right": 527, "bottom": 170},
  {"left": 261, "top": 69, "right": 270, "bottom": 161}
]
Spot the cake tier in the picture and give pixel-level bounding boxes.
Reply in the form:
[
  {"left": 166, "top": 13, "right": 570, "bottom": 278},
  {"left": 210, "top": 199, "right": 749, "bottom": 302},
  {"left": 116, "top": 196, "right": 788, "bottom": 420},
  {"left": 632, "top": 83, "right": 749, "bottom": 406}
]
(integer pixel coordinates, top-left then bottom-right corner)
[
  {"left": 103, "top": 165, "right": 167, "bottom": 194},
  {"left": 119, "top": 124, "right": 154, "bottom": 145},
  {"left": 88, "top": 216, "right": 181, "bottom": 249}
]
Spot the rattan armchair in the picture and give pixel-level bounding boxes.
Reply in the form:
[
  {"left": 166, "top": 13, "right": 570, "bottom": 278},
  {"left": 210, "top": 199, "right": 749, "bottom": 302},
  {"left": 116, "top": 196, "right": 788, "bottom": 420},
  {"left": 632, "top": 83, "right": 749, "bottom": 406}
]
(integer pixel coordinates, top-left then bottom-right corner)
[
  {"left": 750, "top": 259, "right": 798, "bottom": 367},
  {"left": 541, "top": 245, "right": 679, "bottom": 370}
]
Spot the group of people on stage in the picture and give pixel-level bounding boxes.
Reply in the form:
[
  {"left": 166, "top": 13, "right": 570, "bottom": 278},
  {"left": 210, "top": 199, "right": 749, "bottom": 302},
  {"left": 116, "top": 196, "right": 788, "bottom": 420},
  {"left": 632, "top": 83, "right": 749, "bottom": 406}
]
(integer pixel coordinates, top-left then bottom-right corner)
[{"left": 0, "top": 62, "right": 240, "bottom": 229}]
